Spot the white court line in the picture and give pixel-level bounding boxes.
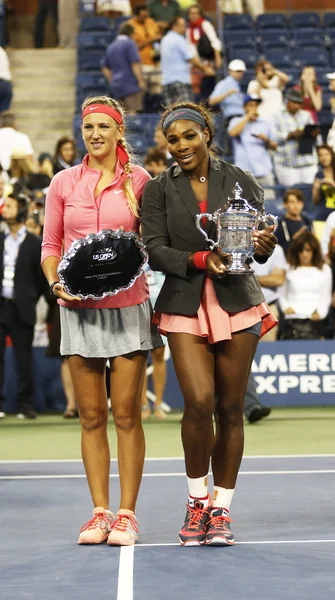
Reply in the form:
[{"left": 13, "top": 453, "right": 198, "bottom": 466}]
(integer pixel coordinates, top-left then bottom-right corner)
[
  {"left": 1, "top": 454, "right": 335, "bottom": 465},
  {"left": 117, "top": 546, "right": 134, "bottom": 600},
  {"left": 136, "top": 539, "right": 335, "bottom": 548},
  {"left": 2, "top": 469, "right": 335, "bottom": 481}
]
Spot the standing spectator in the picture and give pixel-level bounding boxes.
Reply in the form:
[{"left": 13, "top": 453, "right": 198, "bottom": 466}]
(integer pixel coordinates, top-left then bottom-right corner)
[
  {"left": 208, "top": 59, "right": 245, "bottom": 124},
  {"left": 0, "top": 112, "right": 34, "bottom": 173},
  {"left": 276, "top": 188, "right": 313, "bottom": 255},
  {"left": 53, "top": 136, "right": 78, "bottom": 175},
  {"left": 279, "top": 232, "right": 332, "bottom": 340},
  {"left": 34, "top": 0, "right": 58, "bottom": 48},
  {"left": 293, "top": 66, "right": 322, "bottom": 123},
  {"left": 326, "top": 71, "right": 335, "bottom": 151},
  {"left": 149, "top": 0, "right": 181, "bottom": 28},
  {"left": 0, "top": 46, "right": 12, "bottom": 112},
  {"left": 96, "top": 0, "right": 131, "bottom": 16},
  {"left": 128, "top": 4, "right": 162, "bottom": 97},
  {"left": 143, "top": 148, "right": 168, "bottom": 176},
  {"left": 273, "top": 89, "right": 318, "bottom": 187},
  {"left": 220, "top": 0, "right": 264, "bottom": 19},
  {"left": 160, "top": 16, "right": 213, "bottom": 105},
  {"left": 312, "top": 145, "right": 335, "bottom": 222},
  {"left": 228, "top": 94, "right": 277, "bottom": 199},
  {"left": 248, "top": 59, "right": 289, "bottom": 121},
  {"left": 58, "top": 0, "right": 79, "bottom": 48},
  {"left": 101, "top": 22, "right": 144, "bottom": 114},
  {"left": 0, "top": 192, "right": 46, "bottom": 419},
  {"left": 186, "top": 3, "right": 222, "bottom": 99}
]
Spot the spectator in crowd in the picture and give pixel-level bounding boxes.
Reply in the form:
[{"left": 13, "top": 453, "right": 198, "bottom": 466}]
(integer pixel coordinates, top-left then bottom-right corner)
[
  {"left": 273, "top": 89, "right": 318, "bottom": 187},
  {"left": 293, "top": 66, "right": 322, "bottom": 124},
  {"left": 34, "top": 0, "right": 58, "bottom": 48},
  {"left": 279, "top": 231, "right": 332, "bottom": 340},
  {"left": 143, "top": 148, "right": 168, "bottom": 176},
  {"left": 0, "top": 172, "right": 5, "bottom": 212},
  {"left": 220, "top": 0, "right": 264, "bottom": 19},
  {"left": 26, "top": 211, "right": 42, "bottom": 237},
  {"left": 101, "top": 22, "right": 145, "bottom": 114},
  {"left": 247, "top": 59, "right": 289, "bottom": 121},
  {"left": 149, "top": 0, "right": 181, "bottom": 28},
  {"left": 228, "top": 94, "right": 277, "bottom": 199},
  {"left": 96, "top": 0, "right": 131, "bottom": 17},
  {"left": 0, "top": 192, "right": 46, "bottom": 419},
  {"left": 128, "top": 4, "right": 162, "bottom": 97},
  {"left": 244, "top": 243, "right": 287, "bottom": 424},
  {"left": 9, "top": 148, "right": 36, "bottom": 194},
  {"left": 160, "top": 16, "right": 213, "bottom": 105},
  {"left": 58, "top": 0, "right": 79, "bottom": 48},
  {"left": 0, "top": 46, "right": 12, "bottom": 112},
  {"left": 186, "top": 3, "right": 222, "bottom": 99},
  {"left": 0, "top": 112, "right": 34, "bottom": 173},
  {"left": 325, "top": 229, "right": 335, "bottom": 337},
  {"left": 153, "top": 125, "right": 175, "bottom": 166},
  {"left": 312, "top": 145, "right": 335, "bottom": 222},
  {"left": 276, "top": 188, "right": 313, "bottom": 255},
  {"left": 326, "top": 71, "right": 335, "bottom": 151},
  {"left": 321, "top": 209, "right": 335, "bottom": 257},
  {"left": 208, "top": 59, "right": 245, "bottom": 124},
  {"left": 53, "top": 136, "right": 78, "bottom": 175}
]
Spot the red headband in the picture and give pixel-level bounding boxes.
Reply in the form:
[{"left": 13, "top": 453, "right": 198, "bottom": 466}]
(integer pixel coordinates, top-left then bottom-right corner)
[{"left": 82, "top": 104, "right": 129, "bottom": 166}]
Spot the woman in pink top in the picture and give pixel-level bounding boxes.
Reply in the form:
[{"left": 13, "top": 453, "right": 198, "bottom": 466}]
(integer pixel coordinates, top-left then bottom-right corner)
[
  {"left": 142, "top": 102, "right": 277, "bottom": 547},
  {"left": 42, "top": 96, "right": 161, "bottom": 546}
]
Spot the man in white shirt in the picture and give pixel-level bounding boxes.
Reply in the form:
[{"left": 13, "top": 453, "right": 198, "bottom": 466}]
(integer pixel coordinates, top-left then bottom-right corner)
[
  {"left": 0, "top": 112, "right": 34, "bottom": 172},
  {"left": 245, "top": 244, "right": 287, "bottom": 423},
  {"left": 0, "top": 46, "right": 12, "bottom": 112}
]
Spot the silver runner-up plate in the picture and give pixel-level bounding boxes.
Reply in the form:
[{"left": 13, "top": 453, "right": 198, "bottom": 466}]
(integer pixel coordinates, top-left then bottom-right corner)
[{"left": 57, "top": 229, "right": 148, "bottom": 300}]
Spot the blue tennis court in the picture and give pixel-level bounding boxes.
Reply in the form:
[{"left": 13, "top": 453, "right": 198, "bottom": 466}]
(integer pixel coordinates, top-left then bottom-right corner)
[{"left": 1, "top": 456, "right": 335, "bottom": 599}]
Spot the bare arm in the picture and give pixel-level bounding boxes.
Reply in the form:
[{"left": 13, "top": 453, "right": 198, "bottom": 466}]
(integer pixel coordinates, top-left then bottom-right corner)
[
  {"left": 274, "top": 68, "right": 289, "bottom": 88},
  {"left": 312, "top": 178, "right": 322, "bottom": 204},
  {"left": 101, "top": 66, "right": 112, "bottom": 83},
  {"left": 208, "top": 88, "right": 236, "bottom": 106},
  {"left": 257, "top": 268, "right": 286, "bottom": 288},
  {"left": 42, "top": 255, "right": 60, "bottom": 285},
  {"left": 228, "top": 115, "right": 250, "bottom": 137},
  {"left": 189, "top": 55, "right": 213, "bottom": 74},
  {"left": 131, "top": 62, "right": 144, "bottom": 89},
  {"left": 307, "top": 86, "right": 323, "bottom": 112}
]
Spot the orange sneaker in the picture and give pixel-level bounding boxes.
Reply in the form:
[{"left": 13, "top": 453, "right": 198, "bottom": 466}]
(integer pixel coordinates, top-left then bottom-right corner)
[
  {"left": 107, "top": 509, "right": 139, "bottom": 546},
  {"left": 78, "top": 507, "right": 114, "bottom": 545}
]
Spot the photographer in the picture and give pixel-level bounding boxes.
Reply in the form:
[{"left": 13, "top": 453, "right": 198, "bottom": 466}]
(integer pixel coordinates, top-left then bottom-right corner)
[
  {"left": 247, "top": 59, "right": 289, "bottom": 121},
  {"left": 313, "top": 145, "right": 335, "bottom": 221}
]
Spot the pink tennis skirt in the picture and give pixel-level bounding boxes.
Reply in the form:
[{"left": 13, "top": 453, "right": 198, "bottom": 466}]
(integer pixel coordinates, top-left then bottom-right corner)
[{"left": 153, "top": 278, "right": 278, "bottom": 344}]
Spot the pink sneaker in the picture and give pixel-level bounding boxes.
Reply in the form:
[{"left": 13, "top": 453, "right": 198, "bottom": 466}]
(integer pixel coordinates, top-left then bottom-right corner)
[
  {"left": 78, "top": 507, "right": 114, "bottom": 545},
  {"left": 107, "top": 509, "right": 139, "bottom": 546}
]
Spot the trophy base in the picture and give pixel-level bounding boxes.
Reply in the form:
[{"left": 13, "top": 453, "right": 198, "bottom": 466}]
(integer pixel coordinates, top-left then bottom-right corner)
[{"left": 227, "top": 259, "right": 254, "bottom": 275}]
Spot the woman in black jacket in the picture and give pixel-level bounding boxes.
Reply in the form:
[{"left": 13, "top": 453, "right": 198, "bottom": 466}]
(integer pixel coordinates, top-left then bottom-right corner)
[{"left": 141, "top": 102, "right": 277, "bottom": 547}]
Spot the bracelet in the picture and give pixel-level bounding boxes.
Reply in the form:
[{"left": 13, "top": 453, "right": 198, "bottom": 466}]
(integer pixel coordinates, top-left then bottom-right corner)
[
  {"left": 193, "top": 251, "right": 211, "bottom": 270},
  {"left": 49, "top": 281, "right": 60, "bottom": 297}
]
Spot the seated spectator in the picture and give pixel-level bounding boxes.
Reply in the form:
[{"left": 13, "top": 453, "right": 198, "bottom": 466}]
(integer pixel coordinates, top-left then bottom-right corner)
[
  {"left": 186, "top": 3, "right": 222, "bottom": 99},
  {"left": 221, "top": 0, "right": 264, "bottom": 18},
  {"left": 143, "top": 148, "right": 168, "bottom": 176},
  {"left": 208, "top": 59, "right": 245, "bottom": 125},
  {"left": 247, "top": 59, "right": 289, "bottom": 121},
  {"left": 0, "top": 46, "right": 12, "bottom": 112},
  {"left": 153, "top": 125, "right": 175, "bottom": 166},
  {"left": 160, "top": 16, "right": 213, "bottom": 105},
  {"left": 228, "top": 93, "right": 277, "bottom": 199},
  {"left": 101, "top": 22, "right": 144, "bottom": 114},
  {"left": 293, "top": 66, "right": 322, "bottom": 124},
  {"left": 27, "top": 152, "right": 53, "bottom": 192},
  {"left": 0, "top": 112, "right": 35, "bottom": 173},
  {"left": 278, "top": 231, "right": 332, "bottom": 340},
  {"left": 320, "top": 210, "right": 335, "bottom": 257},
  {"left": 128, "top": 4, "right": 162, "bottom": 97},
  {"left": 326, "top": 71, "right": 335, "bottom": 151},
  {"left": 53, "top": 136, "right": 78, "bottom": 174},
  {"left": 276, "top": 188, "right": 313, "bottom": 255},
  {"left": 149, "top": 0, "right": 181, "bottom": 29},
  {"left": 9, "top": 148, "right": 35, "bottom": 194},
  {"left": 273, "top": 89, "right": 318, "bottom": 187},
  {"left": 312, "top": 145, "right": 335, "bottom": 222},
  {"left": 96, "top": 0, "right": 131, "bottom": 17}
]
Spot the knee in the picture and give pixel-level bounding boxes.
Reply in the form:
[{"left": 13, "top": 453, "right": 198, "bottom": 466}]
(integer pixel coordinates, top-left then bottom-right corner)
[
  {"left": 184, "top": 391, "right": 214, "bottom": 424},
  {"left": 113, "top": 408, "right": 139, "bottom": 432},
  {"left": 80, "top": 406, "right": 108, "bottom": 432},
  {"left": 217, "top": 403, "right": 243, "bottom": 428}
]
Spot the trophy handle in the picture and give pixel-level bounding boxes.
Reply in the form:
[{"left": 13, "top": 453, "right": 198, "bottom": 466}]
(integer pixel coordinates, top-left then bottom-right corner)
[
  {"left": 195, "top": 213, "right": 217, "bottom": 250},
  {"left": 257, "top": 213, "right": 278, "bottom": 232}
]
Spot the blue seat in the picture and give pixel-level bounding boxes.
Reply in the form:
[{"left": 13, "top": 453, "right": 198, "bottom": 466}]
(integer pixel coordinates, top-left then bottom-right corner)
[
  {"left": 290, "top": 12, "right": 321, "bottom": 30},
  {"left": 262, "top": 198, "right": 284, "bottom": 218},
  {"left": 228, "top": 48, "right": 259, "bottom": 69},
  {"left": 80, "top": 16, "right": 111, "bottom": 32},
  {"left": 322, "top": 91, "right": 333, "bottom": 110},
  {"left": 223, "top": 14, "right": 254, "bottom": 30},
  {"left": 76, "top": 71, "right": 107, "bottom": 91},
  {"left": 78, "top": 48, "right": 106, "bottom": 71},
  {"left": 224, "top": 30, "right": 257, "bottom": 48},
  {"left": 256, "top": 13, "right": 287, "bottom": 30},
  {"left": 294, "top": 48, "right": 330, "bottom": 68},
  {"left": 293, "top": 30, "right": 326, "bottom": 47},
  {"left": 240, "top": 68, "right": 255, "bottom": 92},
  {"left": 318, "top": 109, "right": 334, "bottom": 126},
  {"left": 77, "top": 32, "right": 111, "bottom": 49},
  {"left": 259, "top": 29, "right": 291, "bottom": 49},
  {"left": 263, "top": 48, "right": 293, "bottom": 69},
  {"left": 284, "top": 68, "right": 300, "bottom": 84},
  {"left": 114, "top": 15, "right": 129, "bottom": 28},
  {"left": 324, "top": 12, "right": 335, "bottom": 30}
]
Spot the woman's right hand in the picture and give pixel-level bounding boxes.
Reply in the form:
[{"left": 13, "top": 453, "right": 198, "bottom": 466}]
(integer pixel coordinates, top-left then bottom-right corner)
[
  {"left": 52, "top": 283, "right": 82, "bottom": 302},
  {"left": 205, "top": 252, "right": 231, "bottom": 279}
]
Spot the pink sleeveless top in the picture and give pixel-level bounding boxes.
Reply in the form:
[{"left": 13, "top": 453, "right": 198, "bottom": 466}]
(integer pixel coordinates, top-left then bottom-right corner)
[{"left": 153, "top": 200, "right": 277, "bottom": 343}]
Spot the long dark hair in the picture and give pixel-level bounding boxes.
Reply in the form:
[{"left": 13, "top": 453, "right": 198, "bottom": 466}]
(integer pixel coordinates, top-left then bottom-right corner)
[
  {"left": 317, "top": 144, "right": 335, "bottom": 175},
  {"left": 54, "top": 136, "right": 76, "bottom": 162},
  {"left": 287, "top": 231, "right": 324, "bottom": 269}
]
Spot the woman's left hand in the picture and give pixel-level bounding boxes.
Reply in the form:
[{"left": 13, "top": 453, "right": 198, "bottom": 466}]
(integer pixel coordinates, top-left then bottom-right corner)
[{"left": 253, "top": 225, "right": 277, "bottom": 256}]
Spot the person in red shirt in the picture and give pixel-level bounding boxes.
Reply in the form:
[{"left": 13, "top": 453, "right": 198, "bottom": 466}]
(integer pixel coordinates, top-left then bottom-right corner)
[{"left": 293, "top": 66, "right": 323, "bottom": 123}]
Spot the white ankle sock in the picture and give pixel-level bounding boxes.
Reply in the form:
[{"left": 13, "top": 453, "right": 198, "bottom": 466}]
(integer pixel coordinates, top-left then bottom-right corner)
[
  {"left": 187, "top": 475, "right": 209, "bottom": 506},
  {"left": 213, "top": 486, "right": 234, "bottom": 510}
]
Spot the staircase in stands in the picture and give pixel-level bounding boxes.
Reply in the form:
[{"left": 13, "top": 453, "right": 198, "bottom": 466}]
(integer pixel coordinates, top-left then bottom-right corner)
[{"left": 7, "top": 48, "right": 76, "bottom": 158}]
